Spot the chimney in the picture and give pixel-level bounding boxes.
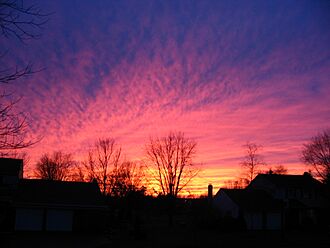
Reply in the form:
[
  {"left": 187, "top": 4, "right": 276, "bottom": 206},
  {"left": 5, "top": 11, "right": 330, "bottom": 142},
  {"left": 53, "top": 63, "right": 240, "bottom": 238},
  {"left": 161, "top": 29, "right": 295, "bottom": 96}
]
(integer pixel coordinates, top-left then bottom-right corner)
[
  {"left": 208, "top": 184, "right": 213, "bottom": 202},
  {"left": 303, "top": 171, "right": 312, "bottom": 177}
]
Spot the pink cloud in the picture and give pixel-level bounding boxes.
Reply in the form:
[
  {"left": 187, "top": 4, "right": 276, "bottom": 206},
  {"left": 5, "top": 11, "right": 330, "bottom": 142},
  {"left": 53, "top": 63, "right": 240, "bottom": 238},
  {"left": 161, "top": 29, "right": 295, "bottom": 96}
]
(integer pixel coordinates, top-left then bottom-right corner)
[{"left": 3, "top": 0, "right": 329, "bottom": 194}]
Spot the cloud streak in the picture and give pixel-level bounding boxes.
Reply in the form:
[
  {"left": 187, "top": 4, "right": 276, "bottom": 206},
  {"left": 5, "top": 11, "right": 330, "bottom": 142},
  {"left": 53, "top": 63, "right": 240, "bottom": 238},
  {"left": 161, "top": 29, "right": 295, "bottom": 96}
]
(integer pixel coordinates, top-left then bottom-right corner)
[{"left": 4, "top": 0, "right": 330, "bottom": 194}]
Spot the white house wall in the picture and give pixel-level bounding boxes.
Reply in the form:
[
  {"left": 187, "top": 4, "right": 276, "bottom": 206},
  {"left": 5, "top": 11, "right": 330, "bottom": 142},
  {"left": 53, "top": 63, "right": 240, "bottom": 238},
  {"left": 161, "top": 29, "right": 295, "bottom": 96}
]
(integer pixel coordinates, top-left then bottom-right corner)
[{"left": 213, "top": 191, "right": 239, "bottom": 218}]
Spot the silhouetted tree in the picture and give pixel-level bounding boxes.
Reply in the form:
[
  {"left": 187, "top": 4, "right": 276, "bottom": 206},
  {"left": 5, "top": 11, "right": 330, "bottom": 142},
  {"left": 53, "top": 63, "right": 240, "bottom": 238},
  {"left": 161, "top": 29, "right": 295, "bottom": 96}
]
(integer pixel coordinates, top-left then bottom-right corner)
[
  {"left": 35, "top": 151, "right": 74, "bottom": 180},
  {"left": 267, "top": 165, "right": 288, "bottom": 175},
  {"left": 145, "top": 132, "right": 200, "bottom": 197},
  {"left": 9, "top": 150, "right": 30, "bottom": 166},
  {"left": 302, "top": 129, "right": 330, "bottom": 184},
  {"left": 0, "top": 97, "right": 33, "bottom": 154},
  {"left": 240, "top": 142, "right": 265, "bottom": 184},
  {"left": 69, "top": 162, "right": 86, "bottom": 182},
  {"left": 0, "top": 0, "right": 48, "bottom": 154},
  {"left": 224, "top": 178, "right": 247, "bottom": 189},
  {"left": 0, "top": 0, "right": 48, "bottom": 41},
  {"left": 84, "top": 138, "right": 121, "bottom": 195},
  {"left": 110, "top": 161, "right": 145, "bottom": 197}
]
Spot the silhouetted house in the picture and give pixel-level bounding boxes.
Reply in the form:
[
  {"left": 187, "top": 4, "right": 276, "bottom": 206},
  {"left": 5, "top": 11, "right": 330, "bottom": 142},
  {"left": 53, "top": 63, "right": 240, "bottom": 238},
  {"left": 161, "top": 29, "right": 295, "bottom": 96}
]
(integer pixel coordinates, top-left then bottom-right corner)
[
  {"left": 248, "top": 173, "right": 329, "bottom": 228},
  {"left": 213, "top": 173, "right": 329, "bottom": 231},
  {"left": 214, "top": 188, "right": 282, "bottom": 230},
  {"left": 0, "top": 158, "right": 23, "bottom": 187},
  {"left": 0, "top": 158, "right": 23, "bottom": 231},
  {"left": 14, "top": 179, "right": 107, "bottom": 231},
  {"left": 0, "top": 158, "right": 108, "bottom": 232}
]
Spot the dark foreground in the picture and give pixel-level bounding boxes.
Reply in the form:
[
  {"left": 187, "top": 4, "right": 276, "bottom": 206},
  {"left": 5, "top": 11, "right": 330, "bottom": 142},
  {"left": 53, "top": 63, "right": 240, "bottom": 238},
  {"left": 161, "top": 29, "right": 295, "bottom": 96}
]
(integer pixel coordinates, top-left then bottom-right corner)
[{"left": 2, "top": 228, "right": 330, "bottom": 248}]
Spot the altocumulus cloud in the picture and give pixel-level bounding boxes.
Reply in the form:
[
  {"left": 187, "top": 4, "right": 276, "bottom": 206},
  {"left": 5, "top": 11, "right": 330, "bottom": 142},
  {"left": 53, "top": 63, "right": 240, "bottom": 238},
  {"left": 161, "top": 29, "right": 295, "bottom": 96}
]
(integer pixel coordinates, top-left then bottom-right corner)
[{"left": 4, "top": 0, "right": 330, "bottom": 192}]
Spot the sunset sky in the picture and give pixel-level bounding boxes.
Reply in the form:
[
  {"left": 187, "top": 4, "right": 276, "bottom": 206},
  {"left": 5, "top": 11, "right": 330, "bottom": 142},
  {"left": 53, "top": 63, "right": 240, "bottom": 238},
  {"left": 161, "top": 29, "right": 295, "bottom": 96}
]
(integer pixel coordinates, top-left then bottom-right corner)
[{"left": 4, "top": 0, "right": 330, "bottom": 194}]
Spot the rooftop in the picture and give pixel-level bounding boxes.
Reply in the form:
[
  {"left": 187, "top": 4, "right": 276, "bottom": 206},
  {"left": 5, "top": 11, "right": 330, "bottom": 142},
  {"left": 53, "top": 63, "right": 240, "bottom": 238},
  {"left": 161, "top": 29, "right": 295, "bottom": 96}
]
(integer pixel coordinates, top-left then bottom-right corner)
[
  {"left": 220, "top": 188, "right": 282, "bottom": 211},
  {"left": 14, "top": 179, "right": 107, "bottom": 209},
  {"left": 0, "top": 158, "right": 23, "bottom": 176},
  {"left": 253, "top": 173, "right": 323, "bottom": 189}
]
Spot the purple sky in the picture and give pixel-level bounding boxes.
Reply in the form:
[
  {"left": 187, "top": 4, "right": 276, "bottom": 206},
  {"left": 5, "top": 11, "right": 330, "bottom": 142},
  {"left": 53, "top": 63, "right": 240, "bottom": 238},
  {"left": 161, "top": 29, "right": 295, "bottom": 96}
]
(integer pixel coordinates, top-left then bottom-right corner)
[{"left": 3, "top": 0, "right": 330, "bottom": 193}]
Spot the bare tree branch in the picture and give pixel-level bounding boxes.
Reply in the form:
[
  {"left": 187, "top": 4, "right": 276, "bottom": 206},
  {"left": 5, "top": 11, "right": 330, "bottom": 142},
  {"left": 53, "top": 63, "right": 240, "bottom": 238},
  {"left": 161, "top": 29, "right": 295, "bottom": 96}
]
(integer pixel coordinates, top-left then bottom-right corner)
[
  {"left": 266, "top": 164, "right": 288, "bottom": 175},
  {"left": 240, "top": 142, "right": 265, "bottom": 184},
  {"left": 0, "top": 96, "right": 39, "bottom": 154},
  {"left": 83, "top": 138, "right": 122, "bottom": 195},
  {"left": 35, "top": 151, "right": 75, "bottom": 181},
  {"left": 109, "top": 160, "right": 145, "bottom": 197},
  {"left": 0, "top": 0, "right": 50, "bottom": 41},
  {"left": 145, "top": 132, "right": 200, "bottom": 197},
  {"left": 302, "top": 129, "right": 330, "bottom": 183},
  {"left": 0, "top": 0, "right": 49, "bottom": 153}
]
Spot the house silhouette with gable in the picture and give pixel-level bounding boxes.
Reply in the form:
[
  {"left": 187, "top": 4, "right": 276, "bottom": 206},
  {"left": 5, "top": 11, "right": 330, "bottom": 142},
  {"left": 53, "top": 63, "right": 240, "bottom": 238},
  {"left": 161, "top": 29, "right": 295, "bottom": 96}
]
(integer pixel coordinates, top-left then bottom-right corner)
[
  {"left": 248, "top": 173, "right": 329, "bottom": 229},
  {"left": 0, "top": 158, "right": 108, "bottom": 232},
  {"left": 213, "top": 173, "right": 329, "bottom": 230},
  {"left": 214, "top": 188, "right": 282, "bottom": 230}
]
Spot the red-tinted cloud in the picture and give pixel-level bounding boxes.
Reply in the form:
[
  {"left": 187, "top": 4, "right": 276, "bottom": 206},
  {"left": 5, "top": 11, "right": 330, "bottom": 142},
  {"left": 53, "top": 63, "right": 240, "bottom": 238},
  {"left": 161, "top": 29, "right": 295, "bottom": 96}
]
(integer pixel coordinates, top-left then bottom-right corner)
[{"left": 3, "top": 0, "right": 330, "bottom": 194}]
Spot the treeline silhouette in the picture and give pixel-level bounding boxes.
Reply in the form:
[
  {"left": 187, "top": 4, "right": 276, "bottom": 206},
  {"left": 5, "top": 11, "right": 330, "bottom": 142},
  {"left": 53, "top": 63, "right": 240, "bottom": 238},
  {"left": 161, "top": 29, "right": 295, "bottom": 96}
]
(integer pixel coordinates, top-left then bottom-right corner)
[{"left": 33, "top": 132, "right": 200, "bottom": 200}]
